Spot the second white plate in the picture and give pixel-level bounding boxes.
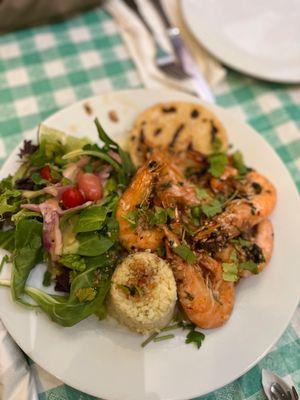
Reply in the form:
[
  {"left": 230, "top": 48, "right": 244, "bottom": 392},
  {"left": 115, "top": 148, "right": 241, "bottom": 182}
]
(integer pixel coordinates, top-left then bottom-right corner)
[{"left": 181, "top": 0, "right": 300, "bottom": 83}]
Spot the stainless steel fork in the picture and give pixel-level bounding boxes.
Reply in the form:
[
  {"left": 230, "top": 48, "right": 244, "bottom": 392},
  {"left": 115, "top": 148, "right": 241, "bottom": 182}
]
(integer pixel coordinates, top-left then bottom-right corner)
[{"left": 122, "top": 0, "right": 190, "bottom": 79}]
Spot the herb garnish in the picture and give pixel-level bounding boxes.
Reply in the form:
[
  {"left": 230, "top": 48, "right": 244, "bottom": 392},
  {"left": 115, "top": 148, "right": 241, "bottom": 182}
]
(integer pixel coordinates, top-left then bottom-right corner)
[
  {"left": 232, "top": 151, "right": 247, "bottom": 175},
  {"left": 201, "top": 199, "right": 222, "bottom": 218},
  {"left": 173, "top": 244, "right": 196, "bottom": 264},
  {"left": 208, "top": 153, "right": 228, "bottom": 178},
  {"left": 185, "top": 330, "right": 205, "bottom": 349}
]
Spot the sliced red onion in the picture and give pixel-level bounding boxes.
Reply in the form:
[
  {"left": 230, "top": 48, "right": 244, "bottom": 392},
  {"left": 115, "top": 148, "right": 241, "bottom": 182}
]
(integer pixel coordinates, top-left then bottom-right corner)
[{"left": 108, "top": 150, "right": 121, "bottom": 164}]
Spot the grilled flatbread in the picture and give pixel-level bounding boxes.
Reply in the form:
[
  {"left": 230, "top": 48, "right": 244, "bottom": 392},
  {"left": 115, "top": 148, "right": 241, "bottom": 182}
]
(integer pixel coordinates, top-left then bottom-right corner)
[{"left": 128, "top": 102, "right": 228, "bottom": 166}]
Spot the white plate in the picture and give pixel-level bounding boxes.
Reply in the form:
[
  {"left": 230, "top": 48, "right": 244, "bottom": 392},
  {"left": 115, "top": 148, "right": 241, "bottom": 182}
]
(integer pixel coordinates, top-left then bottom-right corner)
[
  {"left": 181, "top": 0, "right": 300, "bottom": 83},
  {"left": 0, "top": 89, "right": 299, "bottom": 400}
]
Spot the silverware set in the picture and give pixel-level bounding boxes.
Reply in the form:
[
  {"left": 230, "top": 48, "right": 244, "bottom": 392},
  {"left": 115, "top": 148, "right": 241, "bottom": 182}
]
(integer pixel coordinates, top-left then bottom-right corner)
[{"left": 122, "top": 0, "right": 215, "bottom": 102}]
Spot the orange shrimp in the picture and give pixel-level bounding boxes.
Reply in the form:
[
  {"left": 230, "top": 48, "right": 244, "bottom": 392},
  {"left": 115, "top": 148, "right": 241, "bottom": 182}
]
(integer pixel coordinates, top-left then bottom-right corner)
[
  {"left": 171, "top": 253, "right": 235, "bottom": 329},
  {"left": 116, "top": 159, "right": 164, "bottom": 251},
  {"left": 216, "top": 219, "right": 274, "bottom": 277},
  {"left": 194, "top": 170, "right": 277, "bottom": 246},
  {"left": 151, "top": 148, "right": 199, "bottom": 208},
  {"left": 163, "top": 226, "right": 235, "bottom": 329}
]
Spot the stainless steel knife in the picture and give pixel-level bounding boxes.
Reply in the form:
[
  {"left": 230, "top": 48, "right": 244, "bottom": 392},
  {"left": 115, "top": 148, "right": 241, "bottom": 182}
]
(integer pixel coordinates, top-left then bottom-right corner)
[{"left": 150, "top": 0, "right": 215, "bottom": 103}]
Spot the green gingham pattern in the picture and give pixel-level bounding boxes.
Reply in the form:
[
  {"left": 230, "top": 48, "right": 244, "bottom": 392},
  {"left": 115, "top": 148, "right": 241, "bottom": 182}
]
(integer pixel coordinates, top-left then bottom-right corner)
[{"left": 0, "top": 7, "right": 299, "bottom": 400}]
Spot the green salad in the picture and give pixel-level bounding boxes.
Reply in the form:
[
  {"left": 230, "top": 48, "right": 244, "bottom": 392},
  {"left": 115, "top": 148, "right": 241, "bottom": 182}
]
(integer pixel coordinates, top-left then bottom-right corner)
[{"left": 0, "top": 119, "right": 135, "bottom": 326}]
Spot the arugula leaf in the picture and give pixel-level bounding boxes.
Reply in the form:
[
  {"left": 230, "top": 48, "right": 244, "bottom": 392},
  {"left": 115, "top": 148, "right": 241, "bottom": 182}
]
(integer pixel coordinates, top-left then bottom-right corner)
[
  {"left": 77, "top": 232, "right": 113, "bottom": 256},
  {"left": 0, "top": 188, "right": 22, "bottom": 218},
  {"left": 11, "top": 209, "right": 41, "bottom": 224},
  {"left": 31, "top": 172, "right": 48, "bottom": 186},
  {"left": 222, "top": 262, "right": 238, "bottom": 282},
  {"left": 29, "top": 125, "right": 90, "bottom": 167},
  {"left": 106, "top": 217, "right": 119, "bottom": 241},
  {"left": 0, "top": 229, "right": 15, "bottom": 252},
  {"left": 201, "top": 199, "right": 222, "bottom": 218},
  {"left": 232, "top": 151, "right": 247, "bottom": 175},
  {"left": 19, "top": 268, "right": 111, "bottom": 326},
  {"left": 185, "top": 330, "right": 205, "bottom": 349},
  {"left": 74, "top": 205, "right": 107, "bottom": 233},
  {"left": 173, "top": 244, "right": 196, "bottom": 264},
  {"left": 0, "top": 255, "right": 9, "bottom": 273},
  {"left": 239, "top": 261, "right": 258, "bottom": 274},
  {"left": 208, "top": 153, "right": 228, "bottom": 178},
  {"left": 12, "top": 219, "right": 43, "bottom": 300},
  {"left": 42, "top": 270, "right": 52, "bottom": 287},
  {"left": 60, "top": 254, "right": 86, "bottom": 272}
]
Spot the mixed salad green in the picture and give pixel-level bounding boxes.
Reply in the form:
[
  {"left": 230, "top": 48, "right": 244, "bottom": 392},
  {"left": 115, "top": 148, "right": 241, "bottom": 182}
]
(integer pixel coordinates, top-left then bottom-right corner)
[{"left": 0, "top": 119, "right": 135, "bottom": 326}]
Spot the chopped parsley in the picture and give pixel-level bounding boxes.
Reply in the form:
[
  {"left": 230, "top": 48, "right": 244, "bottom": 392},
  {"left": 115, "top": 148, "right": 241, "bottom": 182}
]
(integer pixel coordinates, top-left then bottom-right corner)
[
  {"left": 232, "top": 151, "right": 247, "bottom": 175},
  {"left": 208, "top": 153, "right": 228, "bottom": 178},
  {"left": 185, "top": 330, "right": 205, "bottom": 349},
  {"left": 173, "top": 244, "right": 196, "bottom": 264},
  {"left": 222, "top": 262, "right": 238, "bottom": 282},
  {"left": 212, "top": 137, "right": 222, "bottom": 153},
  {"left": 239, "top": 261, "right": 259, "bottom": 274},
  {"left": 201, "top": 199, "right": 222, "bottom": 218}
]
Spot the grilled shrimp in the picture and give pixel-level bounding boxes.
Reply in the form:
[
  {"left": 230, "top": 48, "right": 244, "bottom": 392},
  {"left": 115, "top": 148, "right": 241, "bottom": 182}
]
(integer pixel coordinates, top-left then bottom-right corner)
[
  {"left": 172, "top": 253, "right": 235, "bottom": 329},
  {"left": 216, "top": 219, "right": 274, "bottom": 277},
  {"left": 194, "top": 170, "right": 276, "bottom": 246},
  {"left": 151, "top": 149, "right": 199, "bottom": 208},
  {"left": 116, "top": 160, "right": 164, "bottom": 251},
  {"left": 163, "top": 227, "right": 235, "bottom": 329}
]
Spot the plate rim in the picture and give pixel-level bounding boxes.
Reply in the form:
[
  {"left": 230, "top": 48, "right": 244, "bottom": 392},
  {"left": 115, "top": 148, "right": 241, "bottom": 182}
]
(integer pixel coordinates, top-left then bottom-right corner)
[
  {"left": 180, "top": 0, "right": 300, "bottom": 84},
  {"left": 0, "top": 88, "right": 299, "bottom": 399}
]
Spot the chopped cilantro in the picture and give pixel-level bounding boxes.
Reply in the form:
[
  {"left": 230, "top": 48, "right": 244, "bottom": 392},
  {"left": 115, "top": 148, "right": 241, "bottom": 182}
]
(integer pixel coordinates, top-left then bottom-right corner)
[
  {"left": 201, "top": 199, "right": 222, "bottom": 218},
  {"left": 208, "top": 153, "right": 228, "bottom": 178},
  {"left": 222, "top": 262, "right": 238, "bottom": 282},
  {"left": 185, "top": 330, "right": 205, "bottom": 349},
  {"left": 173, "top": 244, "right": 196, "bottom": 264},
  {"left": 239, "top": 261, "right": 258, "bottom": 274},
  {"left": 232, "top": 151, "right": 247, "bottom": 174}
]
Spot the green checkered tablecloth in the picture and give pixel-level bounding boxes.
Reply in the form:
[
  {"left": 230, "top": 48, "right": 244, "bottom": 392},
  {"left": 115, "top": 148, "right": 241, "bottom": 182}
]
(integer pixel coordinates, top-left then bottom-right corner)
[{"left": 0, "top": 7, "right": 299, "bottom": 400}]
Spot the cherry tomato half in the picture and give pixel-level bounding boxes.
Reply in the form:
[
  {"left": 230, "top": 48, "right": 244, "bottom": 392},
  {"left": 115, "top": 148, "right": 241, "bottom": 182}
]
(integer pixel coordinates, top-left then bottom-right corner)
[
  {"left": 77, "top": 172, "right": 103, "bottom": 201},
  {"left": 61, "top": 187, "right": 85, "bottom": 209},
  {"left": 40, "top": 165, "right": 53, "bottom": 182}
]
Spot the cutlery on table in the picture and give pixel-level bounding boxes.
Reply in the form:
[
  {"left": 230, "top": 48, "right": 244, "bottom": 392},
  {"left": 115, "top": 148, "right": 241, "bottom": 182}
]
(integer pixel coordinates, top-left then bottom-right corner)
[
  {"left": 122, "top": 0, "right": 189, "bottom": 79},
  {"left": 262, "top": 369, "right": 299, "bottom": 400},
  {"left": 149, "top": 0, "right": 215, "bottom": 103}
]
